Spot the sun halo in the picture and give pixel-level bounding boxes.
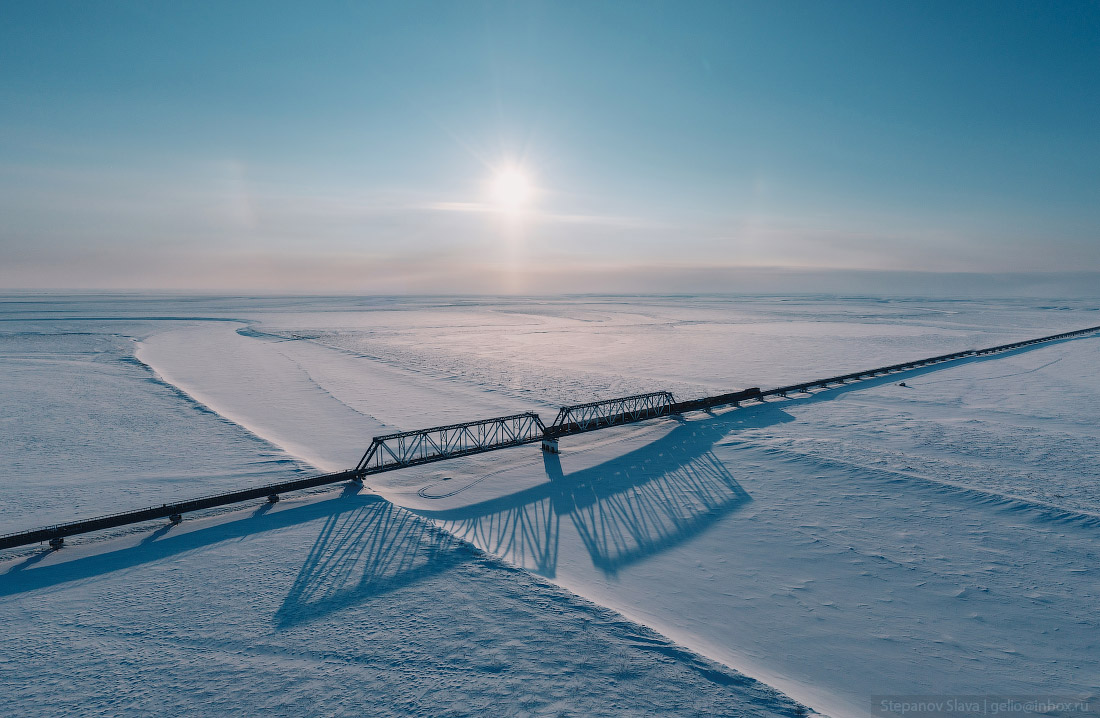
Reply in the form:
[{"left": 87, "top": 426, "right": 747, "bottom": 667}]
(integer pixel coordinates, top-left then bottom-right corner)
[{"left": 489, "top": 167, "right": 534, "bottom": 212}]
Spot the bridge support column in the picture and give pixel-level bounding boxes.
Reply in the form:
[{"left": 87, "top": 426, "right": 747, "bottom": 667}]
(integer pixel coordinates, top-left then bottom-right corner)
[
  {"left": 267, "top": 494, "right": 280, "bottom": 504},
  {"left": 541, "top": 438, "right": 559, "bottom": 454},
  {"left": 49, "top": 537, "right": 63, "bottom": 550},
  {"left": 169, "top": 514, "right": 182, "bottom": 525}
]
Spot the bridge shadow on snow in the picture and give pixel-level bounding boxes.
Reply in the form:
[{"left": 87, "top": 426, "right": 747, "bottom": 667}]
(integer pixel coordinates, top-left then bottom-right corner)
[
  {"left": 416, "top": 403, "right": 797, "bottom": 577},
  {"left": 2, "top": 338, "right": 1080, "bottom": 622},
  {"left": 408, "top": 338, "right": 1086, "bottom": 577},
  {"left": 1, "top": 485, "right": 477, "bottom": 630},
  {"left": 273, "top": 500, "right": 472, "bottom": 629},
  {"left": 0, "top": 485, "right": 396, "bottom": 596}
]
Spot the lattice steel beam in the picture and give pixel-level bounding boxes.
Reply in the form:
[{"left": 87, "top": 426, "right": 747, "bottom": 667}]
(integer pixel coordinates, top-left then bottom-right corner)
[
  {"left": 355, "top": 412, "right": 546, "bottom": 475},
  {"left": 547, "top": 391, "right": 677, "bottom": 438}
]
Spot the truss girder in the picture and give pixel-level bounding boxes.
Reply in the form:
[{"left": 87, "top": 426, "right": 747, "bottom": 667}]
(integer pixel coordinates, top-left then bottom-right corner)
[
  {"left": 355, "top": 412, "right": 546, "bottom": 475},
  {"left": 547, "top": 391, "right": 677, "bottom": 437}
]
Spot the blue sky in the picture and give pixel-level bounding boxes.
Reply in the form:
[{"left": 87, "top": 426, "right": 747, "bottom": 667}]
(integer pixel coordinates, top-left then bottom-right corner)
[{"left": 2, "top": 1, "right": 1098, "bottom": 292}]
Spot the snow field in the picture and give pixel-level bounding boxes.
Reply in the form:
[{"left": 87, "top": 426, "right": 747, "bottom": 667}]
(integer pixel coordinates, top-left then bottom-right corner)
[
  {"left": 4, "top": 295, "right": 1099, "bottom": 717},
  {"left": 0, "top": 489, "right": 807, "bottom": 718}
]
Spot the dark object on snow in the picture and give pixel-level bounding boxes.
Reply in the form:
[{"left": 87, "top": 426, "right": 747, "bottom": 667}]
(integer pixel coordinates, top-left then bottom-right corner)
[{"left": 898, "top": 382, "right": 907, "bottom": 387}]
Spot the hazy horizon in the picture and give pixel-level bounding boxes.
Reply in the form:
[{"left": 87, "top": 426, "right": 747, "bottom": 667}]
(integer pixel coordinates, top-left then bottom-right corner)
[{"left": 4, "top": 268, "right": 1100, "bottom": 300}]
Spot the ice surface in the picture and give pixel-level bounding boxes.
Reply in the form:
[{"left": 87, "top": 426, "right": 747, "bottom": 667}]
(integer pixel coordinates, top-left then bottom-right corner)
[
  {"left": 0, "top": 321, "right": 309, "bottom": 533},
  {"left": 3, "top": 294, "right": 1098, "bottom": 717},
  {"left": 0, "top": 489, "right": 805, "bottom": 717},
  {"left": 137, "top": 321, "right": 543, "bottom": 473},
  {"left": 280, "top": 296, "right": 1099, "bottom": 404}
]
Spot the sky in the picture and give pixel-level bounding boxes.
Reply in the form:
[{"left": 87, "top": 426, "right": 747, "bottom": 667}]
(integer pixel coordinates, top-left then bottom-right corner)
[{"left": 1, "top": 1, "right": 1099, "bottom": 294}]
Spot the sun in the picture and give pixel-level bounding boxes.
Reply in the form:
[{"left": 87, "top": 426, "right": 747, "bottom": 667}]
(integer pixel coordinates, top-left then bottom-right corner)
[{"left": 489, "top": 166, "right": 533, "bottom": 211}]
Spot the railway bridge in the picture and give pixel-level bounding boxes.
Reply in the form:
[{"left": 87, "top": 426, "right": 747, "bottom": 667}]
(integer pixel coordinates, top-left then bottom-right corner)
[{"left": 2, "top": 323, "right": 1098, "bottom": 552}]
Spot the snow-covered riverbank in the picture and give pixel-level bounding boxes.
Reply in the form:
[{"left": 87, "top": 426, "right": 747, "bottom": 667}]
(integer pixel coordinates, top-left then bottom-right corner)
[{"left": 3, "top": 294, "right": 1098, "bottom": 716}]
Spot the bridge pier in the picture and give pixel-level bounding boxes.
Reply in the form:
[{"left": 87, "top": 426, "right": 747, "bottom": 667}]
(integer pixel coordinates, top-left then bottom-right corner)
[
  {"left": 541, "top": 438, "right": 559, "bottom": 454},
  {"left": 267, "top": 494, "right": 280, "bottom": 504},
  {"left": 169, "top": 514, "right": 182, "bottom": 525},
  {"left": 49, "top": 537, "right": 63, "bottom": 550}
]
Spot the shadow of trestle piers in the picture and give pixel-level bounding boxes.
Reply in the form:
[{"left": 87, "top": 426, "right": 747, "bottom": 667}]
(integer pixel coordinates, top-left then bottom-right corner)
[
  {"left": 275, "top": 500, "right": 470, "bottom": 629},
  {"left": 416, "top": 405, "right": 796, "bottom": 577}
]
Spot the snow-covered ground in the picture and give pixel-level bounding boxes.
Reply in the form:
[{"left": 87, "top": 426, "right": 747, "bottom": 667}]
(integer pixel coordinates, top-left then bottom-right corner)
[
  {"left": 0, "top": 317, "right": 312, "bottom": 532},
  {"left": 2, "top": 294, "right": 1098, "bottom": 717},
  {"left": 0, "top": 489, "right": 805, "bottom": 717}
]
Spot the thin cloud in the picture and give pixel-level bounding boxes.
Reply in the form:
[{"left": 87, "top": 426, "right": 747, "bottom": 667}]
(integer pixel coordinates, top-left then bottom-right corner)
[{"left": 423, "top": 201, "right": 665, "bottom": 229}]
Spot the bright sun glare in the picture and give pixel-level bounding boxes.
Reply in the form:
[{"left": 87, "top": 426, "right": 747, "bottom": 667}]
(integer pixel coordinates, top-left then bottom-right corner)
[{"left": 489, "top": 167, "right": 533, "bottom": 211}]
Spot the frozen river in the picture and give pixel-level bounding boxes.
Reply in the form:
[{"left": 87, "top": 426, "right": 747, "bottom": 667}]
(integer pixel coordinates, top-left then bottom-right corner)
[{"left": 2, "top": 294, "right": 1098, "bottom": 717}]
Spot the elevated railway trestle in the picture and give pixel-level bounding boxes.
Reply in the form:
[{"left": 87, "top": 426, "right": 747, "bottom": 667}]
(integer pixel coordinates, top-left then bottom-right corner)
[{"left": 2, "top": 322, "right": 1098, "bottom": 552}]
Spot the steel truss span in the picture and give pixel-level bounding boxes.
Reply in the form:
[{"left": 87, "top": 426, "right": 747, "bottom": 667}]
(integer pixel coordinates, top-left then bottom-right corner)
[
  {"left": 547, "top": 391, "right": 676, "bottom": 438},
  {"left": 355, "top": 413, "right": 547, "bottom": 475},
  {"left": 3, "top": 323, "right": 1098, "bottom": 552}
]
